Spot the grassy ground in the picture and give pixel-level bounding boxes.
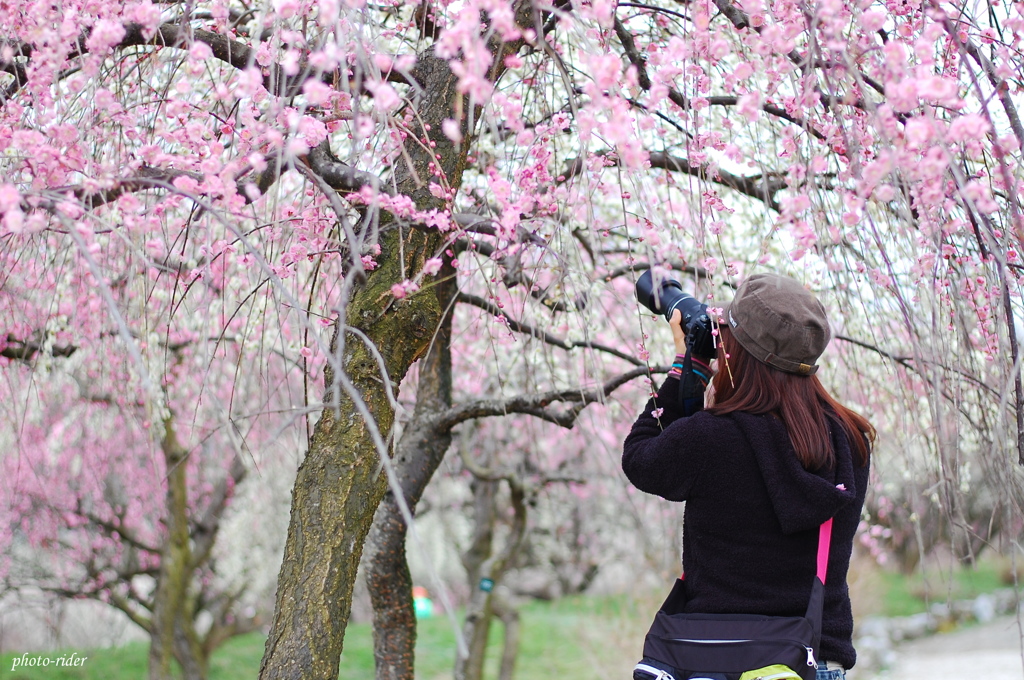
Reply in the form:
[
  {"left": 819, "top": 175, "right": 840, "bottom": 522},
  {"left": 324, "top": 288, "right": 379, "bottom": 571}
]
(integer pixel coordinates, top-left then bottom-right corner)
[
  {"left": 0, "top": 594, "right": 656, "bottom": 680},
  {"left": 1, "top": 560, "right": 1014, "bottom": 680},
  {"left": 875, "top": 558, "right": 1010, "bottom": 617}
]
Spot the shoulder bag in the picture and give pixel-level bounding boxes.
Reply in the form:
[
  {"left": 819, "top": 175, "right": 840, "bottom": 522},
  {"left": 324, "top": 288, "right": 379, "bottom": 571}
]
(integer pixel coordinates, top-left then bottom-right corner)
[{"left": 633, "top": 518, "right": 833, "bottom": 680}]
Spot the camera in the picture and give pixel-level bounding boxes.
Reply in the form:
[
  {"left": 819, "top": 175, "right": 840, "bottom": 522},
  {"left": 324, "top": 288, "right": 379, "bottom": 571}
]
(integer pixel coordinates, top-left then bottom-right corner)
[{"left": 635, "top": 270, "right": 716, "bottom": 359}]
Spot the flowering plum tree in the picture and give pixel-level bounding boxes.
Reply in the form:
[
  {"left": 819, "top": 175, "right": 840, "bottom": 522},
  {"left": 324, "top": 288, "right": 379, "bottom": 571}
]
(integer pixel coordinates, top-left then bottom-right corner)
[{"left": 4, "top": 0, "right": 1024, "bottom": 678}]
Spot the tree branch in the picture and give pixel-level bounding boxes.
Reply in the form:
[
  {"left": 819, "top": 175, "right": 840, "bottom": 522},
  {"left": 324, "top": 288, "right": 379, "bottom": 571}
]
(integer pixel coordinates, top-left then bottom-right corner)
[
  {"left": 36, "top": 163, "right": 284, "bottom": 215},
  {"left": 613, "top": 16, "right": 826, "bottom": 140},
  {"left": 834, "top": 334, "right": 998, "bottom": 397},
  {"left": 561, "top": 149, "right": 783, "bottom": 211},
  {"left": 458, "top": 237, "right": 587, "bottom": 313},
  {"left": 190, "top": 453, "right": 247, "bottom": 570},
  {"left": 81, "top": 509, "right": 161, "bottom": 554},
  {"left": 1, "top": 22, "right": 419, "bottom": 107},
  {"left": 934, "top": 8, "right": 1024, "bottom": 152},
  {"left": 1, "top": 334, "right": 77, "bottom": 361},
  {"left": 457, "top": 292, "right": 642, "bottom": 365},
  {"left": 437, "top": 364, "right": 663, "bottom": 429},
  {"left": 304, "top": 140, "right": 385, "bottom": 194},
  {"left": 601, "top": 260, "right": 712, "bottom": 283}
]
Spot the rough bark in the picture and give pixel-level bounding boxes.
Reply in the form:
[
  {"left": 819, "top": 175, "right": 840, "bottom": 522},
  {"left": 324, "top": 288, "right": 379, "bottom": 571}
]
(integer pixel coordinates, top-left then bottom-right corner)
[
  {"left": 365, "top": 262, "right": 456, "bottom": 680},
  {"left": 258, "top": 52, "right": 467, "bottom": 680},
  {"left": 259, "top": 5, "right": 534, "bottom": 678}
]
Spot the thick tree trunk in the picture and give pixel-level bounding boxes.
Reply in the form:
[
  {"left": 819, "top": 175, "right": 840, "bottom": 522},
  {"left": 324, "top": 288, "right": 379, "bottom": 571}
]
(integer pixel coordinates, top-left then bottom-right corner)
[
  {"left": 365, "top": 264, "right": 456, "bottom": 680},
  {"left": 149, "top": 419, "right": 198, "bottom": 680},
  {"left": 259, "top": 53, "right": 468, "bottom": 680},
  {"left": 260, "top": 11, "right": 531, "bottom": 675}
]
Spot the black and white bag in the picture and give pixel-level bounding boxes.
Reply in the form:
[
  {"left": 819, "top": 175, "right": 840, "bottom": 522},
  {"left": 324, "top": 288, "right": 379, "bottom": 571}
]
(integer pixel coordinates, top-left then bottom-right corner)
[{"left": 633, "top": 518, "right": 833, "bottom": 680}]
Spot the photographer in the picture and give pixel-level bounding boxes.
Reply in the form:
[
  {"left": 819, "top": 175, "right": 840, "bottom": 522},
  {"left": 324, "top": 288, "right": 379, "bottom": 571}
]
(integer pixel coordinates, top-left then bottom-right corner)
[{"left": 623, "top": 273, "right": 874, "bottom": 680}]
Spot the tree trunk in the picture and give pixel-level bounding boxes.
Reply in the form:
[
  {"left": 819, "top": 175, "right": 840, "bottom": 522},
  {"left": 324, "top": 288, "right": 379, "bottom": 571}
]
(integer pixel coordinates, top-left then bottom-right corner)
[
  {"left": 455, "top": 474, "right": 527, "bottom": 680},
  {"left": 260, "top": 16, "right": 532, "bottom": 676},
  {"left": 365, "top": 263, "right": 456, "bottom": 680},
  {"left": 259, "top": 52, "right": 468, "bottom": 680},
  {"left": 149, "top": 419, "right": 197, "bottom": 680},
  {"left": 173, "top": 617, "right": 209, "bottom": 680},
  {"left": 493, "top": 591, "right": 520, "bottom": 680},
  {"left": 455, "top": 476, "right": 499, "bottom": 680}
]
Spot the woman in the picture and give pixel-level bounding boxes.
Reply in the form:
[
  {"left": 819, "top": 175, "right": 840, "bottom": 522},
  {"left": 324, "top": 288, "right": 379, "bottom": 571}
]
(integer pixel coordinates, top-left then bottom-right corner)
[{"left": 623, "top": 273, "right": 874, "bottom": 680}]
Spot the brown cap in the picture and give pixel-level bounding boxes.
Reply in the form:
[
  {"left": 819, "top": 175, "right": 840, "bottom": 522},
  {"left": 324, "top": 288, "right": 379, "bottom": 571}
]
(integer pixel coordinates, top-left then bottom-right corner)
[{"left": 725, "top": 273, "right": 831, "bottom": 375}]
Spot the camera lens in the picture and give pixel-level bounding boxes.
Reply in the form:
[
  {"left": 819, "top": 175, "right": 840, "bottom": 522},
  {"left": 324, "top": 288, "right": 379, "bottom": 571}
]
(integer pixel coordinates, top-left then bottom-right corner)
[
  {"left": 635, "top": 270, "right": 716, "bottom": 358},
  {"left": 636, "top": 271, "right": 684, "bottom": 318}
]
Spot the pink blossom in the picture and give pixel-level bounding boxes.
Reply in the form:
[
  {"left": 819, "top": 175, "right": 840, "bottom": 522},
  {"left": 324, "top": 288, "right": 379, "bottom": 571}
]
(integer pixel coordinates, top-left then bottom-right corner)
[
  {"left": 737, "top": 92, "right": 762, "bottom": 121},
  {"left": 423, "top": 258, "right": 443, "bottom": 275},
  {"left": 369, "top": 82, "right": 401, "bottom": 111},
  {"left": 273, "top": 0, "right": 303, "bottom": 18},
  {"left": 0, "top": 184, "right": 20, "bottom": 214},
  {"left": 903, "top": 118, "right": 933, "bottom": 148},
  {"left": 390, "top": 280, "right": 420, "bottom": 299},
  {"left": 860, "top": 9, "right": 886, "bottom": 32},
  {"left": 637, "top": 343, "right": 650, "bottom": 361},
  {"left": 948, "top": 114, "right": 991, "bottom": 142},
  {"left": 733, "top": 62, "right": 754, "bottom": 80},
  {"left": 442, "top": 118, "right": 463, "bottom": 144},
  {"left": 86, "top": 20, "right": 127, "bottom": 54},
  {"left": 303, "top": 80, "right": 333, "bottom": 106}
]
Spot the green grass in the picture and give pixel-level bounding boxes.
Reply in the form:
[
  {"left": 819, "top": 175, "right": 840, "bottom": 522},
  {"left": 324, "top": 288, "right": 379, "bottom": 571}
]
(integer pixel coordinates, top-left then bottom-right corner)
[
  {"left": 0, "top": 594, "right": 653, "bottom": 680},
  {"left": 875, "top": 558, "right": 1009, "bottom": 617},
  {"left": 2, "top": 564, "right": 1013, "bottom": 680}
]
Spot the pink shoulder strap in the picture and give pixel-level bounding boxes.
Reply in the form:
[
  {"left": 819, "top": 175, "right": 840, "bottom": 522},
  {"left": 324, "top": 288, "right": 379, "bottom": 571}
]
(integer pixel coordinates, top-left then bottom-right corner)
[{"left": 816, "top": 518, "right": 833, "bottom": 584}]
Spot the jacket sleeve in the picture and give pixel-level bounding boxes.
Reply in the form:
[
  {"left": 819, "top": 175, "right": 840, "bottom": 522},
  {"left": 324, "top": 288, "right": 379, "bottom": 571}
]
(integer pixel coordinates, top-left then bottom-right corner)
[{"left": 622, "top": 376, "right": 710, "bottom": 502}]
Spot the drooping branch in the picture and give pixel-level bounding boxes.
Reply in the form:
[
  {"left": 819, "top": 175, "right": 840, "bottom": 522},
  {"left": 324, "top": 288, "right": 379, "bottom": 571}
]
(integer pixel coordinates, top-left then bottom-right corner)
[
  {"left": 650, "top": 152, "right": 784, "bottom": 211},
  {"left": 933, "top": 6, "right": 1024, "bottom": 152},
  {"left": 48, "top": 167, "right": 204, "bottom": 212},
  {"left": 35, "top": 162, "right": 285, "bottom": 215},
  {"left": 1, "top": 21, "right": 419, "bottom": 108},
  {"left": 834, "top": 334, "right": 998, "bottom": 397},
  {"left": 561, "top": 150, "right": 783, "bottom": 211},
  {"left": 457, "top": 292, "right": 642, "bottom": 365},
  {"left": 612, "top": 16, "right": 826, "bottom": 141},
  {"left": 436, "top": 365, "right": 663, "bottom": 430},
  {"left": 457, "top": 236, "right": 587, "bottom": 313},
  {"left": 701, "top": 0, "right": 882, "bottom": 116}
]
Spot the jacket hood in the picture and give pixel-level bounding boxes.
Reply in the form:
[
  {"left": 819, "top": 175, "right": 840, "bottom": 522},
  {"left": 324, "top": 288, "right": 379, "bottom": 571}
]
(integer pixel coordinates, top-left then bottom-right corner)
[{"left": 730, "top": 412, "right": 858, "bottom": 534}]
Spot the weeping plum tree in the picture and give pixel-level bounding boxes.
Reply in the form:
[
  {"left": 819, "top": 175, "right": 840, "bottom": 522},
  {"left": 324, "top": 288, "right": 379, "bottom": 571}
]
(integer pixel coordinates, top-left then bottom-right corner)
[
  {"left": 5, "top": 0, "right": 1024, "bottom": 677},
  {"left": 361, "top": 0, "right": 1024, "bottom": 673}
]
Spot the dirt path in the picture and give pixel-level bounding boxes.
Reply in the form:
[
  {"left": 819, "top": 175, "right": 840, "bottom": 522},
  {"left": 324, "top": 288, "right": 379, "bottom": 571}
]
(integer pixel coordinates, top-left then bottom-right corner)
[{"left": 866, "top": 616, "right": 1024, "bottom": 680}]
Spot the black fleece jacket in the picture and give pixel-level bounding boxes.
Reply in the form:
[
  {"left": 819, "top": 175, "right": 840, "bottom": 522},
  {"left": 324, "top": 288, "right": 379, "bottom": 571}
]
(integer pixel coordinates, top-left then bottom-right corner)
[{"left": 622, "top": 376, "right": 869, "bottom": 669}]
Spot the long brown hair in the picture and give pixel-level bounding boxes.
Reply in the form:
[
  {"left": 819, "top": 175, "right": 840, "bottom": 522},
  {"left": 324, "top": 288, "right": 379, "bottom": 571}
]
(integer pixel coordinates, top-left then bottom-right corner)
[{"left": 707, "top": 326, "right": 873, "bottom": 469}]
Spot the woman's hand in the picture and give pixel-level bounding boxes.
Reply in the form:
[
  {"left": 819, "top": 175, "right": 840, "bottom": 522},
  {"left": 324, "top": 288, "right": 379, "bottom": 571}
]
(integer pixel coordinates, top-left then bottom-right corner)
[{"left": 669, "top": 309, "right": 688, "bottom": 356}]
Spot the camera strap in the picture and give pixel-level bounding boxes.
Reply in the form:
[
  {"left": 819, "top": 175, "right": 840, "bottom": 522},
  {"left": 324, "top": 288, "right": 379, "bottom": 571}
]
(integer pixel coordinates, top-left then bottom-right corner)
[{"left": 677, "top": 346, "right": 707, "bottom": 417}]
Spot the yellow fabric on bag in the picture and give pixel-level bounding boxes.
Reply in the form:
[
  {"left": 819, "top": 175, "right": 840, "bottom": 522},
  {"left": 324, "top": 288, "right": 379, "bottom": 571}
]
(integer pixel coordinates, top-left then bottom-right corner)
[{"left": 738, "top": 664, "right": 803, "bottom": 680}]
